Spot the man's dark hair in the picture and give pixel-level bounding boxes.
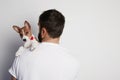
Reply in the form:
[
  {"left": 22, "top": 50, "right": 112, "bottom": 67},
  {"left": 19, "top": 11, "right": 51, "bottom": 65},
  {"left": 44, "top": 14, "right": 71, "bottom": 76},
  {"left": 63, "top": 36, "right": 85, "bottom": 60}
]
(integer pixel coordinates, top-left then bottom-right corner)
[{"left": 39, "top": 9, "right": 65, "bottom": 38}]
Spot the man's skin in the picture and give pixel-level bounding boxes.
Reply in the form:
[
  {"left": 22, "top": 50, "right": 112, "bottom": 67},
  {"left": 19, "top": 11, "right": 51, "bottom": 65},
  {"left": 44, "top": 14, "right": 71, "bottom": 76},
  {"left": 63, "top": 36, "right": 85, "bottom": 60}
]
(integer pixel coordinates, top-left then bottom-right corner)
[
  {"left": 11, "top": 76, "right": 16, "bottom": 80},
  {"left": 11, "top": 27, "right": 60, "bottom": 80}
]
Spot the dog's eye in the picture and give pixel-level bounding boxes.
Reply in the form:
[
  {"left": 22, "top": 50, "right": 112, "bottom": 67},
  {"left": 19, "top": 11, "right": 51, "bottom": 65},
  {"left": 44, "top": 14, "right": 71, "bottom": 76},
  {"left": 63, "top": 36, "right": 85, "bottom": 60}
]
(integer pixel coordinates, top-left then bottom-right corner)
[
  {"left": 26, "top": 32, "right": 29, "bottom": 34},
  {"left": 20, "top": 34, "right": 23, "bottom": 37}
]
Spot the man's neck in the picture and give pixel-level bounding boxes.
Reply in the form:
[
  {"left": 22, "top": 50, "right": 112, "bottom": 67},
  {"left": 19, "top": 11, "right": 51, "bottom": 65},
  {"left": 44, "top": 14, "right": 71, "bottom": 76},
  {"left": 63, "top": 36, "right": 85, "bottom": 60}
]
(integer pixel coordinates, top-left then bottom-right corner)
[{"left": 42, "top": 38, "right": 60, "bottom": 44}]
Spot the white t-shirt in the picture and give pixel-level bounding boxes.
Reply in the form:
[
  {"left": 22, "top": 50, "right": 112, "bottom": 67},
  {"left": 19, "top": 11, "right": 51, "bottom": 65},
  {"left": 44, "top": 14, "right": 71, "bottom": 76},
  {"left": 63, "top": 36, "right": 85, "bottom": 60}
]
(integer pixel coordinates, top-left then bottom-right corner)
[{"left": 9, "top": 42, "right": 80, "bottom": 80}]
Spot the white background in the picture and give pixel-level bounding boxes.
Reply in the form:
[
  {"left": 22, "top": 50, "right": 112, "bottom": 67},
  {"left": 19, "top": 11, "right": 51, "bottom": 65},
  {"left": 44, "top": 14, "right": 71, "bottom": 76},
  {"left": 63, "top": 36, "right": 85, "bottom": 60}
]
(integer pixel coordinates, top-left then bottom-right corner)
[{"left": 0, "top": 0, "right": 120, "bottom": 80}]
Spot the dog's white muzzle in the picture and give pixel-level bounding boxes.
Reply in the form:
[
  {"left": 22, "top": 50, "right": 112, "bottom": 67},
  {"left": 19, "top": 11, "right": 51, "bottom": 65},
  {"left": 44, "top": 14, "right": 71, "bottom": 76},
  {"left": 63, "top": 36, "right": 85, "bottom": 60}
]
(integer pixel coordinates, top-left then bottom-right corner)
[{"left": 22, "top": 36, "right": 31, "bottom": 48}]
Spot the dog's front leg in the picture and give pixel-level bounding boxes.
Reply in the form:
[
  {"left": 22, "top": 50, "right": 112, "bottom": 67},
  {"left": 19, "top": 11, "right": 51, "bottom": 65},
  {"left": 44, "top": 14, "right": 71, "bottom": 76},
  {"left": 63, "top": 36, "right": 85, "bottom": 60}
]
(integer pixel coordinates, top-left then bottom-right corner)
[
  {"left": 15, "top": 46, "right": 25, "bottom": 56},
  {"left": 30, "top": 40, "right": 39, "bottom": 51}
]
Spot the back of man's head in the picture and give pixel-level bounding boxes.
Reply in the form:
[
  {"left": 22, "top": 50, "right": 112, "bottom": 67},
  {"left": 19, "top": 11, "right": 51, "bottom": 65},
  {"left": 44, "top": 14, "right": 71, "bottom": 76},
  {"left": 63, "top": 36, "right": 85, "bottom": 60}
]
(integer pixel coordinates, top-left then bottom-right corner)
[{"left": 38, "top": 9, "right": 65, "bottom": 39}]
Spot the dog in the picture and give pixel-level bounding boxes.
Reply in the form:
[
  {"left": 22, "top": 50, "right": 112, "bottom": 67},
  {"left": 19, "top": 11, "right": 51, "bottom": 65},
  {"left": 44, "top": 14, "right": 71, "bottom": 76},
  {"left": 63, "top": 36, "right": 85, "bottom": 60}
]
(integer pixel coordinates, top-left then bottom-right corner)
[{"left": 13, "top": 21, "right": 39, "bottom": 56}]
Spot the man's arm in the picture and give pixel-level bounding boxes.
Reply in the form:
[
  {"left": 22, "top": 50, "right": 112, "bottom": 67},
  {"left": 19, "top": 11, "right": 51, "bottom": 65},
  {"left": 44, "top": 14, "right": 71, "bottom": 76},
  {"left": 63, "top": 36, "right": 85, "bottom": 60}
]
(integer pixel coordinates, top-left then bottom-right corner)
[
  {"left": 11, "top": 76, "right": 16, "bottom": 80},
  {"left": 9, "top": 57, "right": 19, "bottom": 80}
]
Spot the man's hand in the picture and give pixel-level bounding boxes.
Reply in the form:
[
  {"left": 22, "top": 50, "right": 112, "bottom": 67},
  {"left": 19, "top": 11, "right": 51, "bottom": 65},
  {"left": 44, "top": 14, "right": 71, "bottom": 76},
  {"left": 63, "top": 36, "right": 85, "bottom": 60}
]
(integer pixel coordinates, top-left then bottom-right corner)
[{"left": 11, "top": 76, "right": 16, "bottom": 80}]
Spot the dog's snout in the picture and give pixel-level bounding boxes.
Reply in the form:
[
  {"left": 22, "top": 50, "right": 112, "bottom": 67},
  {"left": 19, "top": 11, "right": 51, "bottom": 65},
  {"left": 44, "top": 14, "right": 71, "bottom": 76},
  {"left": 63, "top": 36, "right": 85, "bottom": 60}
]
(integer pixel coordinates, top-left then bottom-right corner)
[{"left": 23, "top": 39, "right": 26, "bottom": 42}]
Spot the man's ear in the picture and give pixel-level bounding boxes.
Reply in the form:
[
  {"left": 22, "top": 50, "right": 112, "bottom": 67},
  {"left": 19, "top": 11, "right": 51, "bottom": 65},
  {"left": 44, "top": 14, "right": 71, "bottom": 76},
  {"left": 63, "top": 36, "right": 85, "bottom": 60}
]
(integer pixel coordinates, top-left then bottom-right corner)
[
  {"left": 13, "top": 26, "right": 20, "bottom": 33},
  {"left": 41, "top": 28, "right": 47, "bottom": 38},
  {"left": 24, "top": 20, "right": 31, "bottom": 30}
]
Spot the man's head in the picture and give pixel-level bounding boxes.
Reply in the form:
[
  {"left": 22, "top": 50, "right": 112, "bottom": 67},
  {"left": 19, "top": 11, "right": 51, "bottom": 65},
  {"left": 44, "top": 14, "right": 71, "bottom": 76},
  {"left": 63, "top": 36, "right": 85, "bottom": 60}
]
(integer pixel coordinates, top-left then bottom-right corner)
[{"left": 38, "top": 9, "right": 65, "bottom": 43}]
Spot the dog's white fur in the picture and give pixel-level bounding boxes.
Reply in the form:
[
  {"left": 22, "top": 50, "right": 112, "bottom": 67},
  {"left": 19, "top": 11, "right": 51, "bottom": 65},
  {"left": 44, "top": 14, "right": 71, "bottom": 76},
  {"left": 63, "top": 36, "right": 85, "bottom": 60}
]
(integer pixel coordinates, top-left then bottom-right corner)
[
  {"left": 30, "top": 35, "right": 39, "bottom": 51},
  {"left": 15, "top": 34, "right": 39, "bottom": 56},
  {"left": 23, "top": 35, "right": 31, "bottom": 48}
]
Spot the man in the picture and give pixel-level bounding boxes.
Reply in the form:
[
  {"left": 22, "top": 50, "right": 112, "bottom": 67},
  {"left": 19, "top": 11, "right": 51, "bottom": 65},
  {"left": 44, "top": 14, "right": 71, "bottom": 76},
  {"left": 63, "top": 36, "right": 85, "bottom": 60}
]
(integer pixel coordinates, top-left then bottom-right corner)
[{"left": 9, "top": 9, "right": 80, "bottom": 80}]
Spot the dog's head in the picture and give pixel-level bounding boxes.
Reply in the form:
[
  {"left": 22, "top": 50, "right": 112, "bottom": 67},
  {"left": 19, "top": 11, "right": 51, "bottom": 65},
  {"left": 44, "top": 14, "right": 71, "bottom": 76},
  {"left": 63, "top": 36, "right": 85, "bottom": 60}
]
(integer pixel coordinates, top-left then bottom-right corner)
[{"left": 13, "top": 21, "right": 32, "bottom": 42}]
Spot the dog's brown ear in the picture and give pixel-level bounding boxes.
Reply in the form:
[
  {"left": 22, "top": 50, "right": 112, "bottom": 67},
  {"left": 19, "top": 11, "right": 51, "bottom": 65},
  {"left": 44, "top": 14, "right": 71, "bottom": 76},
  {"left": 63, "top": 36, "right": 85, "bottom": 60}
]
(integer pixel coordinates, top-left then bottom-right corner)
[
  {"left": 13, "top": 26, "right": 20, "bottom": 33},
  {"left": 24, "top": 20, "right": 31, "bottom": 29}
]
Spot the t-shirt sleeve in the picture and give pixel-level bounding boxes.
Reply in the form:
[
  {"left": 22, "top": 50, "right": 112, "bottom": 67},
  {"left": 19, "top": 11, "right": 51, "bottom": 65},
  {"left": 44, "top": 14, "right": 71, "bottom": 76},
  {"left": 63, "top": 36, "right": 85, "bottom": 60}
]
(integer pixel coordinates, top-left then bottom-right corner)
[{"left": 8, "top": 57, "right": 19, "bottom": 78}]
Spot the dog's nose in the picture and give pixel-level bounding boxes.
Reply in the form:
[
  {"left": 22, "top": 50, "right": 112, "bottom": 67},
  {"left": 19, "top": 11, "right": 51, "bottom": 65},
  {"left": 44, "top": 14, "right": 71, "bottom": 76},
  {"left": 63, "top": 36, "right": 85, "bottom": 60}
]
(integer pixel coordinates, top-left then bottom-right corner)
[{"left": 23, "top": 39, "right": 26, "bottom": 42}]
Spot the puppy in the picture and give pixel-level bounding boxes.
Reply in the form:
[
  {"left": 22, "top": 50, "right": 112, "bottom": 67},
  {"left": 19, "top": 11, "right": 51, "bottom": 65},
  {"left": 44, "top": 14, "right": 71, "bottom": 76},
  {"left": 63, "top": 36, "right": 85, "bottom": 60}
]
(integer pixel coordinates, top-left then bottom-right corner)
[{"left": 13, "top": 21, "right": 39, "bottom": 56}]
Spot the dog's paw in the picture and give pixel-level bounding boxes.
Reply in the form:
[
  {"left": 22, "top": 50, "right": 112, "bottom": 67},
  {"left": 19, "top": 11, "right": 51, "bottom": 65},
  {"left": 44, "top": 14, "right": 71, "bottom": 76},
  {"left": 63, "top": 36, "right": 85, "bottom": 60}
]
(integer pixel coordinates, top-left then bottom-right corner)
[
  {"left": 15, "top": 46, "right": 25, "bottom": 56},
  {"left": 15, "top": 52, "right": 22, "bottom": 56},
  {"left": 30, "top": 47, "right": 35, "bottom": 51},
  {"left": 30, "top": 42, "right": 39, "bottom": 51}
]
